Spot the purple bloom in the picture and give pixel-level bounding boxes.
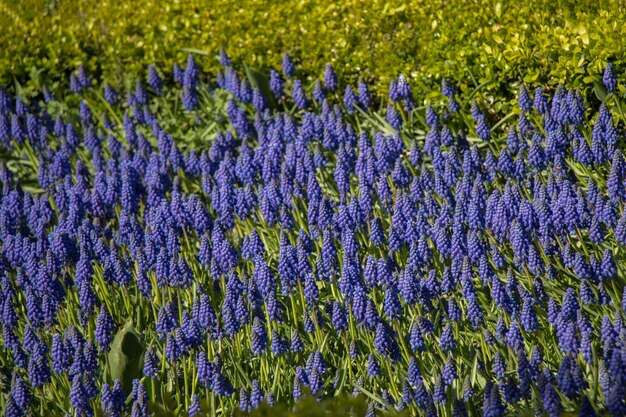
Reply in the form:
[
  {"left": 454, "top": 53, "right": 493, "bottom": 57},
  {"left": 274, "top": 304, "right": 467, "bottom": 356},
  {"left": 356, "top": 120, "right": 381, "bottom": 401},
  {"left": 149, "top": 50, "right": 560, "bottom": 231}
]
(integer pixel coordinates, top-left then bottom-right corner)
[
  {"left": 358, "top": 80, "right": 371, "bottom": 110},
  {"left": 210, "top": 49, "right": 229, "bottom": 70},
  {"left": 182, "top": 86, "right": 199, "bottom": 111},
  {"left": 292, "top": 80, "right": 309, "bottom": 110},
  {"left": 505, "top": 321, "right": 524, "bottom": 352},
  {"left": 95, "top": 305, "right": 115, "bottom": 351},
  {"left": 10, "top": 374, "right": 31, "bottom": 414},
  {"left": 366, "top": 354, "right": 380, "bottom": 379},
  {"left": 324, "top": 64, "right": 338, "bottom": 91},
  {"left": 282, "top": 53, "right": 296, "bottom": 78},
  {"left": 331, "top": 301, "right": 348, "bottom": 334},
  {"left": 520, "top": 297, "right": 538, "bottom": 333},
  {"left": 433, "top": 376, "right": 446, "bottom": 404},
  {"left": 410, "top": 320, "right": 426, "bottom": 352},
  {"left": 143, "top": 346, "right": 158, "bottom": 378},
  {"left": 148, "top": 64, "right": 163, "bottom": 95},
  {"left": 442, "top": 78, "right": 456, "bottom": 98},
  {"left": 442, "top": 355, "right": 457, "bottom": 385},
  {"left": 290, "top": 331, "right": 304, "bottom": 353},
  {"left": 250, "top": 379, "right": 264, "bottom": 408},
  {"left": 313, "top": 80, "right": 326, "bottom": 103},
  {"left": 483, "top": 383, "right": 505, "bottom": 417},
  {"left": 425, "top": 105, "right": 440, "bottom": 128},
  {"left": 383, "top": 284, "right": 402, "bottom": 320},
  {"left": 70, "top": 375, "right": 92, "bottom": 417},
  {"left": 77, "top": 64, "right": 91, "bottom": 88},
  {"left": 252, "top": 87, "right": 267, "bottom": 112},
  {"left": 278, "top": 235, "right": 297, "bottom": 294},
  {"left": 603, "top": 62, "right": 617, "bottom": 93},
  {"left": 386, "top": 104, "right": 403, "bottom": 131},
  {"left": 374, "top": 321, "right": 400, "bottom": 360},
  {"left": 135, "top": 81, "right": 149, "bottom": 106},
  {"left": 557, "top": 354, "right": 586, "bottom": 398},
  {"left": 518, "top": 85, "right": 533, "bottom": 112},
  {"left": 472, "top": 101, "right": 491, "bottom": 141},
  {"left": 188, "top": 394, "right": 201, "bottom": 417},
  {"left": 343, "top": 85, "right": 357, "bottom": 113},
  {"left": 439, "top": 322, "right": 456, "bottom": 352},
  {"left": 251, "top": 317, "right": 267, "bottom": 355},
  {"left": 270, "top": 70, "right": 285, "bottom": 99}
]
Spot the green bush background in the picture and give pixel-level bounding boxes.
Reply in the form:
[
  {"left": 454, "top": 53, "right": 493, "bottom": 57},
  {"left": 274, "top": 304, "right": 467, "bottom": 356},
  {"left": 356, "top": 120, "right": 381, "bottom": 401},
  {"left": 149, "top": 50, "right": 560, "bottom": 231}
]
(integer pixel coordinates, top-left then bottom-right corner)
[{"left": 2, "top": 0, "right": 625, "bottom": 104}]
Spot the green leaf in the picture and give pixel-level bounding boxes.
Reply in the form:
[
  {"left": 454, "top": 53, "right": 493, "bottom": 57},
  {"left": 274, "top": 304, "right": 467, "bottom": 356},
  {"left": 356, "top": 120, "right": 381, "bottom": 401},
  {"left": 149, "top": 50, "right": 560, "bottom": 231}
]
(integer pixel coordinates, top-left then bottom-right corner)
[
  {"left": 243, "top": 62, "right": 278, "bottom": 111},
  {"left": 593, "top": 80, "right": 607, "bottom": 102},
  {"left": 108, "top": 321, "right": 145, "bottom": 395},
  {"left": 333, "top": 368, "right": 346, "bottom": 395},
  {"left": 179, "top": 47, "right": 209, "bottom": 56}
]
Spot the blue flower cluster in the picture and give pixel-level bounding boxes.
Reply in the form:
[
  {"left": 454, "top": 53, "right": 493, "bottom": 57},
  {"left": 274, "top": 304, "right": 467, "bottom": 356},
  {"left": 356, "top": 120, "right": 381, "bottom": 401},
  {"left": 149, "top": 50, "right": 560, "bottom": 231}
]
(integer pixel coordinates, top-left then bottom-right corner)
[{"left": 0, "top": 54, "right": 624, "bottom": 416}]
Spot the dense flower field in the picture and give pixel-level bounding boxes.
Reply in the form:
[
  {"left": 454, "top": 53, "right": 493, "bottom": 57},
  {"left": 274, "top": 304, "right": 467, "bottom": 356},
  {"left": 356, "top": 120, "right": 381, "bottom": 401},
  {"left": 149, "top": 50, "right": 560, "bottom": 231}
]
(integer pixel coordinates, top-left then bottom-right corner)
[{"left": 0, "top": 52, "right": 625, "bottom": 417}]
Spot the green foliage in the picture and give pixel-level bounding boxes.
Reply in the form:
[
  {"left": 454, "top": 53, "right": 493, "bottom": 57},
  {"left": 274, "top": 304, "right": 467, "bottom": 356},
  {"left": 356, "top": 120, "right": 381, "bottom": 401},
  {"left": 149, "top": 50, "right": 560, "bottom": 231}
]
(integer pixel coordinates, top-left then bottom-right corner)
[
  {"left": 108, "top": 322, "right": 145, "bottom": 395},
  {"left": 233, "top": 394, "right": 398, "bottom": 417},
  {"left": 1, "top": 0, "right": 625, "bottom": 107}
]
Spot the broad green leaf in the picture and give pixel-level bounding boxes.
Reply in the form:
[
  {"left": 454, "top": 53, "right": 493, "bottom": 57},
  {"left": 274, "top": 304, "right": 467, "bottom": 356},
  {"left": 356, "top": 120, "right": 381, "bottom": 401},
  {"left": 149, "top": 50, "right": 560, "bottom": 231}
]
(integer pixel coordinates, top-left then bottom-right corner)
[
  {"left": 593, "top": 80, "right": 607, "bottom": 101},
  {"left": 108, "top": 321, "right": 145, "bottom": 395},
  {"left": 243, "top": 62, "right": 278, "bottom": 111}
]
